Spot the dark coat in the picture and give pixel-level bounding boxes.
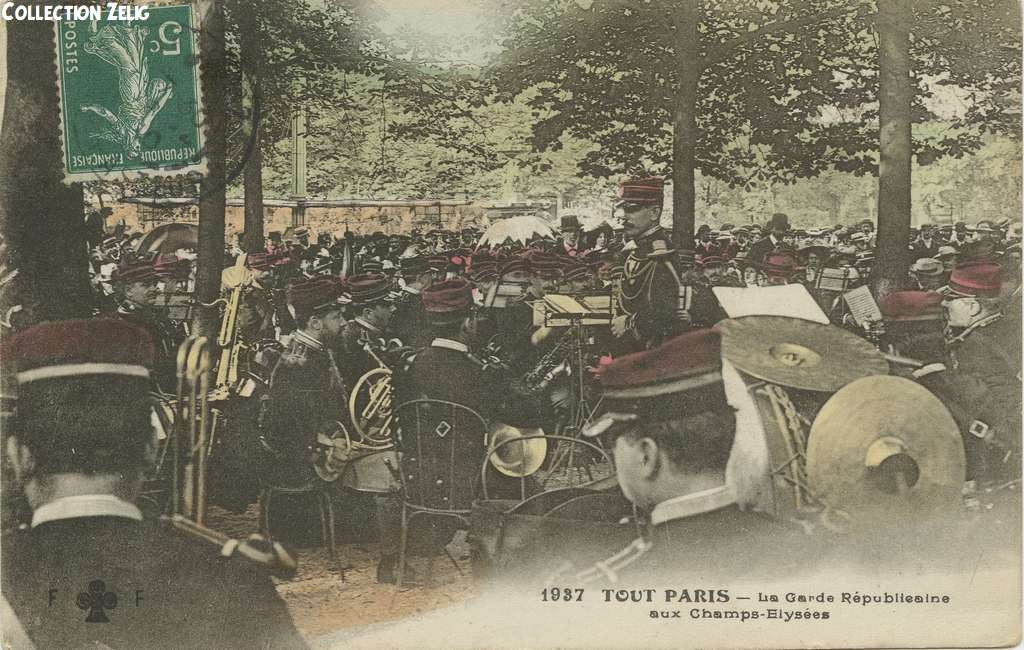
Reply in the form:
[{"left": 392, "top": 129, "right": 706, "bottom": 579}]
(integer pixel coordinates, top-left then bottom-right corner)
[
  {"left": 262, "top": 335, "right": 347, "bottom": 484},
  {"left": 746, "top": 234, "right": 781, "bottom": 267},
  {"left": 116, "top": 302, "right": 178, "bottom": 393},
  {"left": 568, "top": 504, "right": 815, "bottom": 587},
  {"left": 617, "top": 228, "right": 719, "bottom": 349},
  {"left": 395, "top": 341, "right": 505, "bottom": 419},
  {"left": 2, "top": 517, "right": 306, "bottom": 650}
]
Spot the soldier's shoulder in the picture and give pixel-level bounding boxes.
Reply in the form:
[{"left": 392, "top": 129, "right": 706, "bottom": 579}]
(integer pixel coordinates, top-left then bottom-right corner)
[{"left": 566, "top": 537, "right": 653, "bottom": 586}]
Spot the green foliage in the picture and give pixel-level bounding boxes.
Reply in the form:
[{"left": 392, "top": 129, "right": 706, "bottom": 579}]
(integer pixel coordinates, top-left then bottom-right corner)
[{"left": 490, "top": 0, "right": 1020, "bottom": 185}]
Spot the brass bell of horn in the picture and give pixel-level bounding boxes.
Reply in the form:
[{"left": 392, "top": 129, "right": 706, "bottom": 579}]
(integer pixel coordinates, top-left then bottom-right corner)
[{"left": 487, "top": 423, "right": 548, "bottom": 477}]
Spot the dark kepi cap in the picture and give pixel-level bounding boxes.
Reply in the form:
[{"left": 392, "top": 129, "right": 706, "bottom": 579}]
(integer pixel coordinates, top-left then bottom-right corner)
[
  {"left": 584, "top": 329, "right": 727, "bottom": 437},
  {"left": 2, "top": 318, "right": 155, "bottom": 385},
  {"left": 347, "top": 273, "right": 395, "bottom": 305},
  {"left": 287, "top": 276, "right": 350, "bottom": 315},
  {"left": 422, "top": 278, "right": 472, "bottom": 325},
  {"left": 948, "top": 260, "right": 1002, "bottom": 297},
  {"left": 615, "top": 176, "right": 664, "bottom": 207}
]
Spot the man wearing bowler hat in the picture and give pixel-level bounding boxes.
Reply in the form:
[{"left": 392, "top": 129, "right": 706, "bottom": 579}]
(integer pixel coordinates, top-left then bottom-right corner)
[{"left": 1, "top": 319, "right": 305, "bottom": 649}]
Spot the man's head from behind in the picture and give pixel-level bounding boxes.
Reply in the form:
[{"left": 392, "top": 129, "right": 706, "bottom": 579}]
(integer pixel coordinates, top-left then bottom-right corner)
[
  {"left": 585, "top": 329, "right": 735, "bottom": 511},
  {"left": 2, "top": 319, "right": 158, "bottom": 508}
]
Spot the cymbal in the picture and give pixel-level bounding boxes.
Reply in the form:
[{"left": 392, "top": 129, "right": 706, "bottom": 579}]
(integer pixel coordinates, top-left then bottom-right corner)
[
  {"left": 806, "top": 376, "right": 965, "bottom": 519},
  {"left": 716, "top": 316, "right": 888, "bottom": 392}
]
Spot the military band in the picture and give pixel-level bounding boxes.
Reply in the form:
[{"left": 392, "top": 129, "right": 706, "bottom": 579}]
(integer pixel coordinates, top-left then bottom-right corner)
[{"left": 2, "top": 174, "right": 1021, "bottom": 647}]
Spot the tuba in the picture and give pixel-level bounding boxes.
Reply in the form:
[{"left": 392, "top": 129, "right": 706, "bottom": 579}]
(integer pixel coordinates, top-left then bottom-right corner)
[
  {"left": 166, "top": 338, "right": 296, "bottom": 578},
  {"left": 214, "top": 263, "right": 255, "bottom": 396}
]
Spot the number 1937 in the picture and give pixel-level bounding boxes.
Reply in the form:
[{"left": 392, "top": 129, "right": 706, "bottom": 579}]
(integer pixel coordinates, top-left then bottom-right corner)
[{"left": 541, "top": 587, "right": 584, "bottom": 602}]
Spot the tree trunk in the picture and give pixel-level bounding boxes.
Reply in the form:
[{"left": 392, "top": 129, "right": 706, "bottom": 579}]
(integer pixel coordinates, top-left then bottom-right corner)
[
  {"left": 0, "top": 13, "right": 92, "bottom": 324},
  {"left": 874, "top": 0, "right": 913, "bottom": 296},
  {"left": 239, "top": 8, "right": 264, "bottom": 254},
  {"left": 195, "top": 0, "right": 227, "bottom": 338},
  {"left": 670, "top": 0, "right": 699, "bottom": 252}
]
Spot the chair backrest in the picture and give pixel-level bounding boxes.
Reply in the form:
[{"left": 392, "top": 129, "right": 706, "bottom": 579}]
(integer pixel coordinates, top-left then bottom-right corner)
[{"left": 393, "top": 399, "right": 489, "bottom": 512}]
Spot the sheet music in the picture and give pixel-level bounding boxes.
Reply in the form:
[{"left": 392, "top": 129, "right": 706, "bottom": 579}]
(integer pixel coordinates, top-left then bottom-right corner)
[
  {"left": 843, "top": 285, "right": 884, "bottom": 327},
  {"left": 712, "top": 285, "right": 830, "bottom": 324}
]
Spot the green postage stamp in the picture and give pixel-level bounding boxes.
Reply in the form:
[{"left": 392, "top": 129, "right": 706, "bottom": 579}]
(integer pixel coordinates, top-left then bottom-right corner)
[{"left": 54, "top": 3, "right": 206, "bottom": 183}]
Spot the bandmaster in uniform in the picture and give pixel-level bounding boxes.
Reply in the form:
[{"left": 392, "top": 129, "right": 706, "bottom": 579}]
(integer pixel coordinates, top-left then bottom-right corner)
[{"left": 611, "top": 177, "right": 716, "bottom": 349}]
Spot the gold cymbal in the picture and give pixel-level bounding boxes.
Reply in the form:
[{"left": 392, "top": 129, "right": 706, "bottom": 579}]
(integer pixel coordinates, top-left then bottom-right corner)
[
  {"left": 716, "top": 316, "right": 888, "bottom": 392},
  {"left": 806, "top": 376, "right": 965, "bottom": 518}
]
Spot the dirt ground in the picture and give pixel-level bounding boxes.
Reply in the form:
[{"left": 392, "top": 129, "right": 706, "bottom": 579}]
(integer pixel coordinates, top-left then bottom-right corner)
[{"left": 205, "top": 503, "right": 478, "bottom": 643}]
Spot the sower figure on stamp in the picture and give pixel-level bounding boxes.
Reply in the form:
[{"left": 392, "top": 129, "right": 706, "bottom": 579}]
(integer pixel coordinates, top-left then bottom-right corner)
[
  {"left": 556, "top": 329, "right": 809, "bottom": 586},
  {"left": 1, "top": 319, "right": 306, "bottom": 650}
]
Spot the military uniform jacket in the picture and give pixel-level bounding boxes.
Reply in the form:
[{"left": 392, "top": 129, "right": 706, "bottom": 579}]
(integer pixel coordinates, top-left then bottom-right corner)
[
  {"left": 945, "top": 310, "right": 1022, "bottom": 454},
  {"left": 395, "top": 338, "right": 505, "bottom": 419},
  {"left": 3, "top": 514, "right": 305, "bottom": 650},
  {"left": 566, "top": 487, "right": 813, "bottom": 586},
  {"left": 617, "top": 227, "right": 713, "bottom": 348},
  {"left": 262, "top": 331, "right": 347, "bottom": 482}
]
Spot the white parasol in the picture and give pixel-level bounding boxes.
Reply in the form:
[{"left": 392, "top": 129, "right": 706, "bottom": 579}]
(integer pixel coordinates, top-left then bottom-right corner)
[{"left": 477, "top": 216, "right": 557, "bottom": 247}]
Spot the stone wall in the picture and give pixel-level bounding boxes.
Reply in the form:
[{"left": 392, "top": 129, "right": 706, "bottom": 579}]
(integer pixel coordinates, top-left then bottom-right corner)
[{"left": 104, "top": 201, "right": 490, "bottom": 241}]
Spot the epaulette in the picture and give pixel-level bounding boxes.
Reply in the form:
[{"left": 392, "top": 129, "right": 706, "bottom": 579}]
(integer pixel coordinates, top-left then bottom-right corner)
[{"left": 646, "top": 240, "right": 676, "bottom": 258}]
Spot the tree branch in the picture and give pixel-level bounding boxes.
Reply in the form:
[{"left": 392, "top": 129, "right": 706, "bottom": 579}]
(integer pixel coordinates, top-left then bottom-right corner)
[{"left": 704, "top": 2, "right": 874, "bottom": 67}]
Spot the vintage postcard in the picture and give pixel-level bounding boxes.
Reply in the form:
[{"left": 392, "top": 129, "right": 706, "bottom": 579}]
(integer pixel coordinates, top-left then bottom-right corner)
[{"left": 0, "top": 0, "right": 1020, "bottom": 648}]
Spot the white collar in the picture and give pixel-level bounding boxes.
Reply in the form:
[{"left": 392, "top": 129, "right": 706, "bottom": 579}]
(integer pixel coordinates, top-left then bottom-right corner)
[
  {"left": 32, "top": 494, "right": 142, "bottom": 528},
  {"left": 650, "top": 485, "right": 736, "bottom": 526},
  {"left": 431, "top": 338, "right": 469, "bottom": 353}
]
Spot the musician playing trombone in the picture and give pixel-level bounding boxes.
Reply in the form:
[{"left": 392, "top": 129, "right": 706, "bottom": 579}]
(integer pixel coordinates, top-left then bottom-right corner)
[{"left": 1, "top": 319, "right": 305, "bottom": 649}]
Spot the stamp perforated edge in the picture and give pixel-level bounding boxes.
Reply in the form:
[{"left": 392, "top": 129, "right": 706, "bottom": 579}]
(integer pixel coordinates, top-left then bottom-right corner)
[{"left": 54, "top": 0, "right": 209, "bottom": 185}]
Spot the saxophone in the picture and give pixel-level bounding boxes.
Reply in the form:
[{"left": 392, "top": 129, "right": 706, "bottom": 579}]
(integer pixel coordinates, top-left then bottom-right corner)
[{"left": 521, "top": 330, "right": 572, "bottom": 393}]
